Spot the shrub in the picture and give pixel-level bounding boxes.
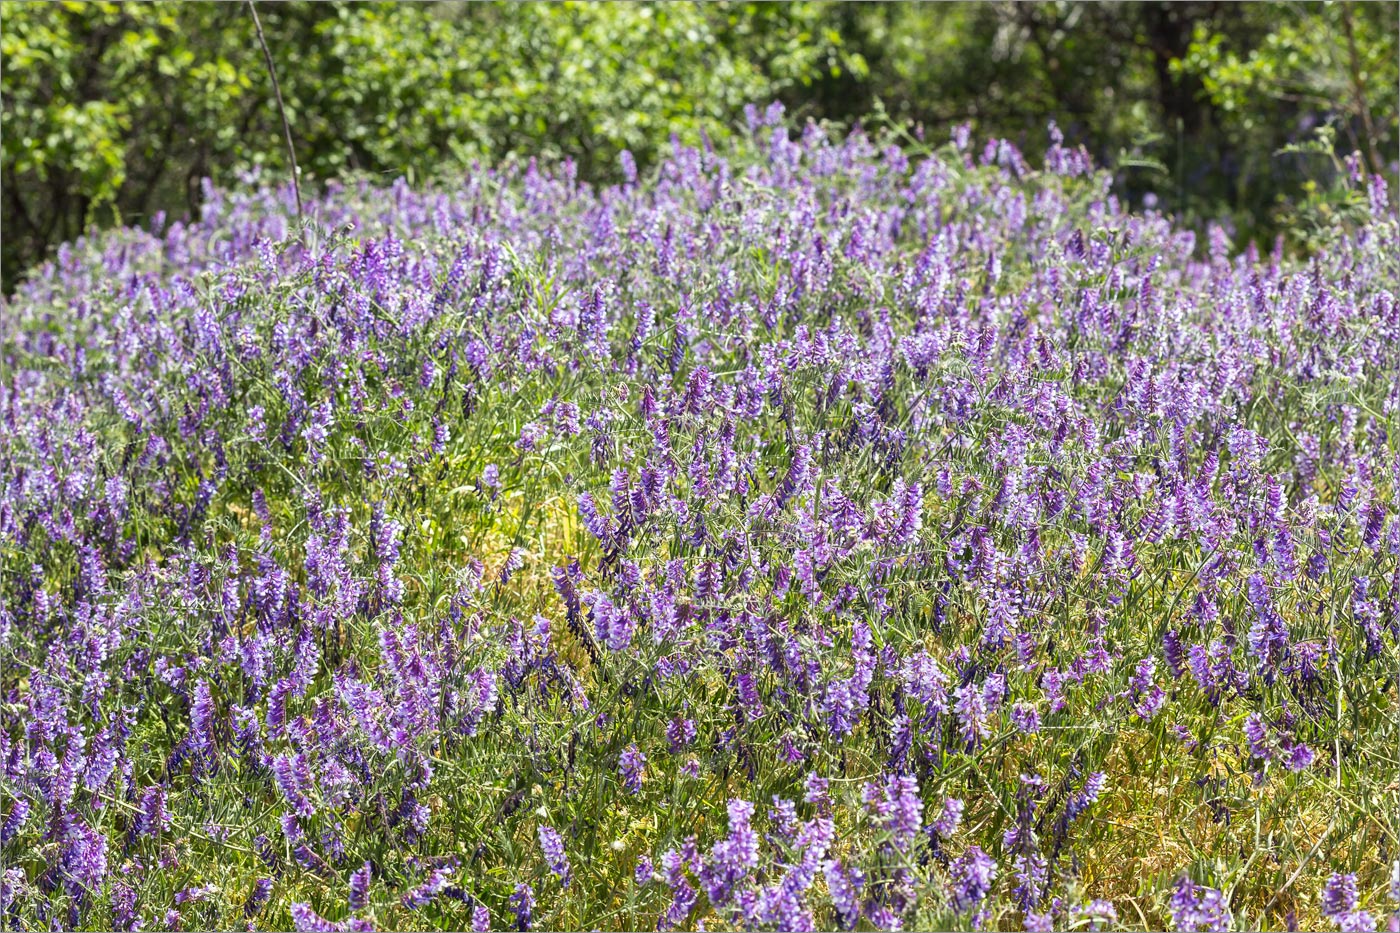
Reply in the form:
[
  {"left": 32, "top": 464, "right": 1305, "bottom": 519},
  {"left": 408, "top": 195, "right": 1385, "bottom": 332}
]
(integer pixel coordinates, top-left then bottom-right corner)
[{"left": 0, "top": 1, "right": 853, "bottom": 289}]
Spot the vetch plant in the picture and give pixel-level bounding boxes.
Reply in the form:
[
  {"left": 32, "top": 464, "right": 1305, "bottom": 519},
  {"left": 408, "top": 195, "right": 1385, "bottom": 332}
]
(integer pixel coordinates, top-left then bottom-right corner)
[{"left": 0, "top": 105, "right": 1396, "bottom": 931}]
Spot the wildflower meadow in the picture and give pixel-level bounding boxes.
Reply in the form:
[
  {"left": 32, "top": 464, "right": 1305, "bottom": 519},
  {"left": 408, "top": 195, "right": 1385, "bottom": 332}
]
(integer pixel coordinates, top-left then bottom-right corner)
[{"left": 2, "top": 107, "right": 1398, "bottom": 931}]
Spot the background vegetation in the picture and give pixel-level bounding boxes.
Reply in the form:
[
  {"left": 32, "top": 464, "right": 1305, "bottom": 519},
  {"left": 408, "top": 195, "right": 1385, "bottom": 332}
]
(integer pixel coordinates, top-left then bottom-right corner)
[{"left": 2, "top": 0, "right": 1397, "bottom": 290}]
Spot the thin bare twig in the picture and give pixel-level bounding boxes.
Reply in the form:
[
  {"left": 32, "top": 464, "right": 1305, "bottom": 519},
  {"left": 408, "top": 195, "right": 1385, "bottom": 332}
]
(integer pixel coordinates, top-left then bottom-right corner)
[
  {"left": 1338, "top": 0, "right": 1385, "bottom": 176},
  {"left": 246, "top": 0, "right": 304, "bottom": 224}
]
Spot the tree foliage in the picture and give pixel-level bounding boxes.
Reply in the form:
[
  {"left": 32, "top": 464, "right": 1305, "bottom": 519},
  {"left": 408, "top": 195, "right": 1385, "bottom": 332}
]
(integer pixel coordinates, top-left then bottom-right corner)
[
  {"left": 1, "top": 1, "right": 854, "bottom": 288},
  {"left": 797, "top": 2, "right": 1396, "bottom": 245},
  {"left": 2, "top": 0, "right": 1395, "bottom": 290}
]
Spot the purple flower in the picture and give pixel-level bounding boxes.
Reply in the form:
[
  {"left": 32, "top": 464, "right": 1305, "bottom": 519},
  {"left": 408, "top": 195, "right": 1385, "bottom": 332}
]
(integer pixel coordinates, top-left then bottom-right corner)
[
  {"left": 134, "top": 786, "right": 170, "bottom": 839},
  {"left": 7, "top": 90, "right": 1400, "bottom": 933},
  {"left": 1282, "top": 741, "right": 1315, "bottom": 772},
  {"left": 348, "top": 861, "right": 372, "bottom": 911},
  {"left": 1322, "top": 873, "right": 1377, "bottom": 931},
  {"left": 1129, "top": 657, "right": 1166, "bottom": 721},
  {"left": 699, "top": 799, "right": 760, "bottom": 907},
  {"left": 0, "top": 799, "right": 29, "bottom": 845},
  {"left": 517, "top": 421, "right": 546, "bottom": 452},
  {"left": 589, "top": 590, "right": 634, "bottom": 651},
  {"left": 1024, "top": 910, "right": 1054, "bottom": 932},
  {"left": 174, "top": 884, "right": 217, "bottom": 905},
  {"left": 823, "top": 859, "right": 863, "bottom": 929},
  {"left": 863, "top": 773, "right": 922, "bottom": 852},
  {"left": 1244, "top": 714, "right": 1271, "bottom": 760},
  {"left": 509, "top": 882, "right": 535, "bottom": 931},
  {"left": 635, "top": 855, "right": 656, "bottom": 885},
  {"left": 1164, "top": 629, "right": 1185, "bottom": 679},
  {"left": 60, "top": 818, "right": 107, "bottom": 899},
  {"left": 1066, "top": 772, "right": 1107, "bottom": 821},
  {"left": 667, "top": 717, "right": 696, "bottom": 752},
  {"left": 949, "top": 845, "right": 997, "bottom": 914},
  {"left": 1011, "top": 702, "right": 1041, "bottom": 734},
  {"left": 619, "top": 744, "right": 645, "bottom": 794},
  {"left": 245, "top": 878, "right": 274, "bottom": 918},
  {"left": 804, "top": 774, "right": 830, "bottom": 811},
  {"left": 190, "top": 678, "right": 217, "bottom": 761},
  {"left": 930, "top": 797, "right": 965, "bottom": 839},
  {"left": 619, "top": 150, "right": 639, "bottom": 185},
  {"left": 768, "top": 796, "right": 799, "bottom": 842},
  {"left": 954, "top": 682, "right": 990, "bottom": 749},
  {"left": 290, "top": 903, "right": 340, "bottom": 932},
  {"left": 1073, "top": 899, "right": 1119, "bottom": 931},
  {"left": 1327, "top": 874, "right": 1360, "bottom": 907},
  {"left": 538, "top": 825, "right": 572, "bottom": 889},
  {"left": 402, "top": 867, "right": 454, "bottom": 909},
  {"left": 272, "top": 752, "right": 316, "bottom": 816},
  {"left": 110, "top": 882, "right": 139, "bottom": 931},
  {"left": 1012, "top": 850, "right": 1048, "bottom": 912},
  {"left": 1169, "top": 877, "right": 1232, "bottom": 931}
]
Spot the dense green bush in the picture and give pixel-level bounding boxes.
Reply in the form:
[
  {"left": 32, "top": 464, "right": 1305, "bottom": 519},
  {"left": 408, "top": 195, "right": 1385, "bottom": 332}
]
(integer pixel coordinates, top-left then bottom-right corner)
[
  {"left": 2, "top": 1, "right": 1396, "bottom": 290},
  {"left": 0, "top": 1, "right": 854, "bottom": 289},
  {"left": 798, "top": 2, "right": 1397, "bottom": 244}
]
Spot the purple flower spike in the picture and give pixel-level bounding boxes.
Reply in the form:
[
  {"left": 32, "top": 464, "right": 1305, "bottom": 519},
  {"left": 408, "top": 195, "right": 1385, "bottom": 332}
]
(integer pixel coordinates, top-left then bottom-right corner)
[
  {"left": 538, "top": 825, "right": 572, "bottom": 889},
  {"left": 619, "top": 744, "right": 646, "bottom": 795},
  {"left": 510, "top": 882, "right": 535, "bottom": 931},
  {"left": 1169, "top": 877, "right": 1233, "bottom": 931},
  {"left": 1322, "top": 873, "right": 1376, "bottom": 932},
  {"left": 949, "top": 845, "right": 997, "bottom": 914}
]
